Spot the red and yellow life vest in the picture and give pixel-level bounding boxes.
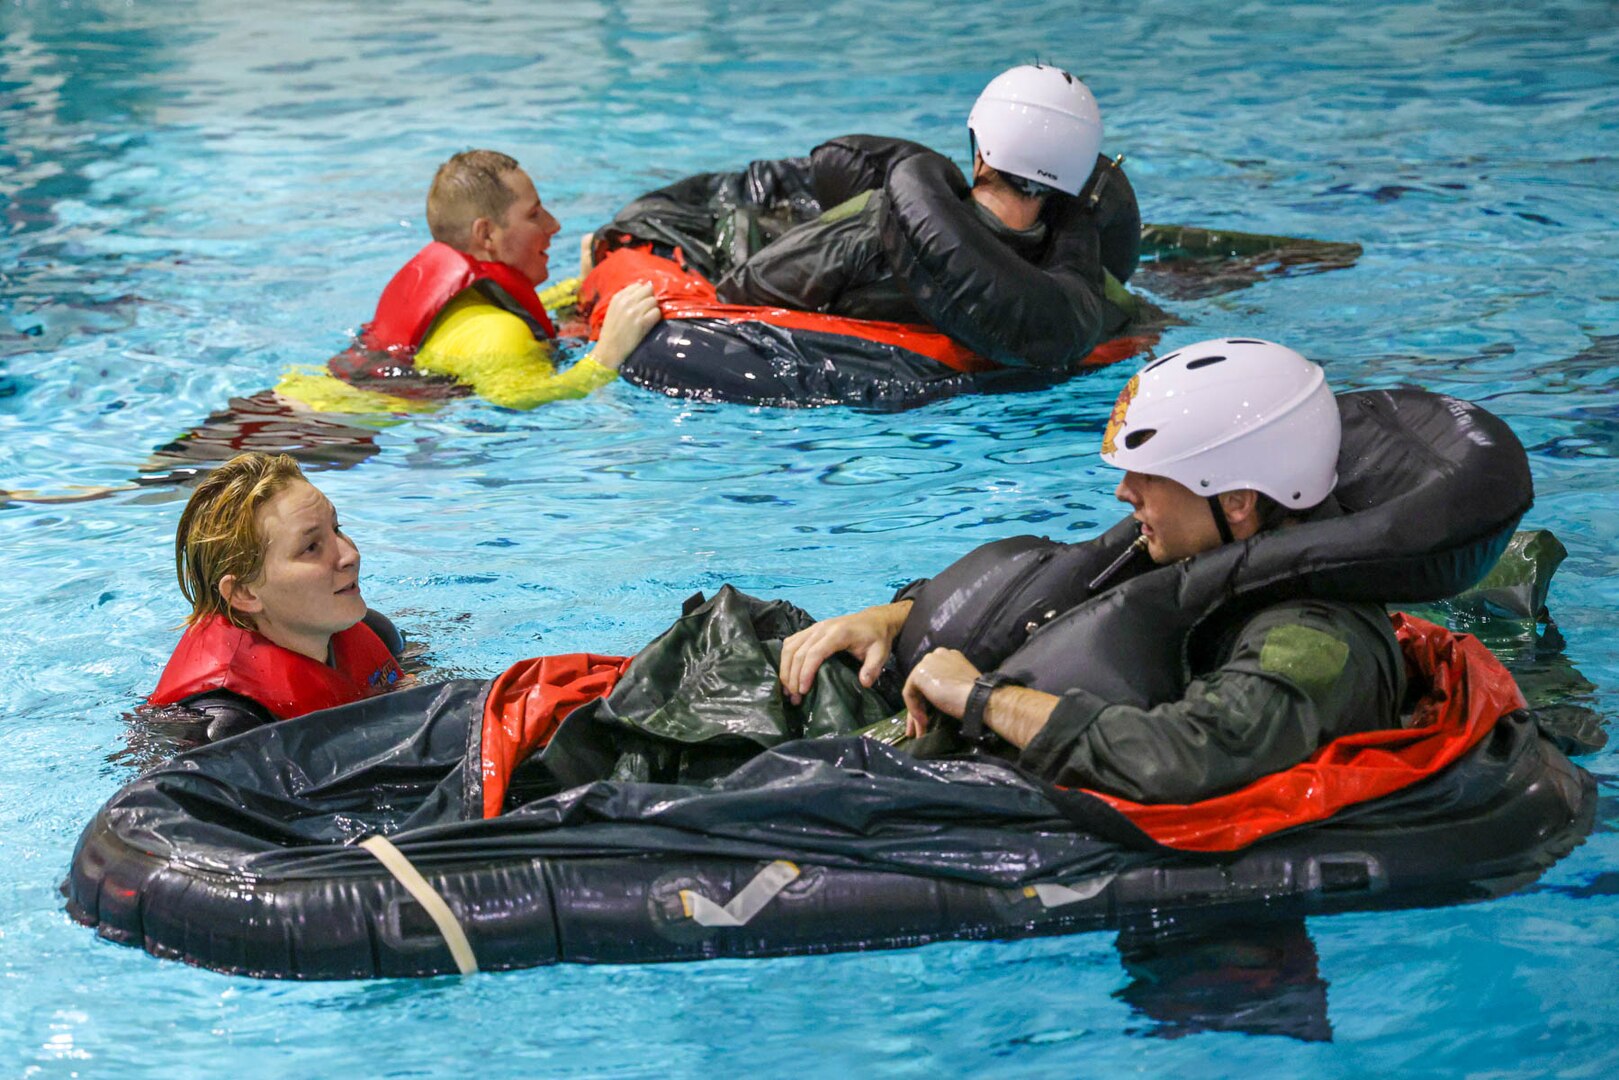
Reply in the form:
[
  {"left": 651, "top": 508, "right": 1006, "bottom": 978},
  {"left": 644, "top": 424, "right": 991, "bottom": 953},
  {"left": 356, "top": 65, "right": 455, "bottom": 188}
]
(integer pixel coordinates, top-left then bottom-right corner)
[
  {"left": 149, "top": 614, "right": 403, "bottom": 721},
  {"left": 363, "top": 241, "right": 556, "bottom": 351}
]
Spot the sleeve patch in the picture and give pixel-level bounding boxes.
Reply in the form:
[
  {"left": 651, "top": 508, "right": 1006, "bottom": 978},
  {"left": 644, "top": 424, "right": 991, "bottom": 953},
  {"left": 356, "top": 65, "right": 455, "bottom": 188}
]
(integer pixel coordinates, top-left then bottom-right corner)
[{"left": 1258, "top": 623, "right": 1350, "bottom": 700}]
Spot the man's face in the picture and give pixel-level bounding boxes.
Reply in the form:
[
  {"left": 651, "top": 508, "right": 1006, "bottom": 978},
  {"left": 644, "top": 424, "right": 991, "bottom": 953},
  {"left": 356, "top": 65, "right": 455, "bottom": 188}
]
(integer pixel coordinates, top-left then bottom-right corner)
[
  {"left": 488, "top": 169, "right": 560, "bottom": 286},
  {"left": 1114, "top": 471, "right": 1224, "bottom": 564}
]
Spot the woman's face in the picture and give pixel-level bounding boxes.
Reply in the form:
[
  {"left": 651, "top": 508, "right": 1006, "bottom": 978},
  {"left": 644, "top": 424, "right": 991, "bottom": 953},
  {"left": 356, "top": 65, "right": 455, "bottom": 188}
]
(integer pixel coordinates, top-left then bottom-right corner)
[{"left": 223, "top": 480, "right": 366, "bottom": 660}]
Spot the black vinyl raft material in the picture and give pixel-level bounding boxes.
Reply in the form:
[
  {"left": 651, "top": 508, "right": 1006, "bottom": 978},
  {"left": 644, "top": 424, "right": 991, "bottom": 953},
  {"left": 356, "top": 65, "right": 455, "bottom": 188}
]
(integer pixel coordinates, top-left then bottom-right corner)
[
  {"left": 64, "top": 632, "right": 1593, "bottom": 979},
  {"left": 585, "top": 135, "right": 1357, "bottom": 409}
]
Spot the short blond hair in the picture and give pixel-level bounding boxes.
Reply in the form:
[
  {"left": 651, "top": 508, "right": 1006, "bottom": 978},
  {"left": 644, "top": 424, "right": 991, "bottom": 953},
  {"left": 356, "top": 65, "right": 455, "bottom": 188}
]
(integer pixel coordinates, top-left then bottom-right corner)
[
  {"left": 426, "top": 149, "right": 522, "bottom": 251},
  {"left": 175, "top": 452, "right": 308, "bottom": 628}
]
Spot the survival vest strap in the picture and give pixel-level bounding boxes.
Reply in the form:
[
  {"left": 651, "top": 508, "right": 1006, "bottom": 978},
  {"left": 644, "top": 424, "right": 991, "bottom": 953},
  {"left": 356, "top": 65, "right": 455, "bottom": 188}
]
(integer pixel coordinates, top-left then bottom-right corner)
[
  {"left": 149, "top": 614, "right": 404, "bottom": 721},
  {"left": 361, "top": 241, "right": 557, "bottom": 352}
]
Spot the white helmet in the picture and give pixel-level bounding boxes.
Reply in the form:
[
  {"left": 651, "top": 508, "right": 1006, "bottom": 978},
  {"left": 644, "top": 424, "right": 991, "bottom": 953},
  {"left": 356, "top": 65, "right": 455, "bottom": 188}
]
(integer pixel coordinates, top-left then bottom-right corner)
[
  {"left": 968, "top": 64, "right": 1103, "bottom": 197},
  {"left": 1100, "top": 338, "right": 1341, "bottom": 508}
]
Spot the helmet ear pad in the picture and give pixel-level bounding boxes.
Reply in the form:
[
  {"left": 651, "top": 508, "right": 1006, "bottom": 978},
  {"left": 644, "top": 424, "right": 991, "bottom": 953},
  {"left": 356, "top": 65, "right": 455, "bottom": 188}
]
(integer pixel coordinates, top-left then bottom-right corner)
[{"left": 1100, "top": 338, "right": 1342, "bottom": 509}]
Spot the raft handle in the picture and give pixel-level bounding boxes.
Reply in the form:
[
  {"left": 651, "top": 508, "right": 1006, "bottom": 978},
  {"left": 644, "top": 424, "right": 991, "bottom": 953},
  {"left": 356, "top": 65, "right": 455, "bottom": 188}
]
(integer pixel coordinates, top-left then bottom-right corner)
[
  {"left": 360, "top": 835, "right": 480, "bottom": 975},
  {"left": 1309, "top": 854, "right": 1384, "bottom": 896},
  {"left": 680, "top": 860, "right": 800, "bottom": 927}
]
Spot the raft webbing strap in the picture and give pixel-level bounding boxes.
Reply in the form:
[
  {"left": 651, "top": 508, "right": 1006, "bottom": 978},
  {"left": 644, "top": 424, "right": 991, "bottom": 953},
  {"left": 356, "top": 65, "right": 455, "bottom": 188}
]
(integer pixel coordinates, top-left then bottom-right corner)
[
  {"left": 680, "top": 860, "right": 800, "bottom": 927},
  {"left": 359, "top": 836, "right": 479, "bottom": 975},
  {"left": 1024, "top": 876, "right": 1115, "bottom": 909}
]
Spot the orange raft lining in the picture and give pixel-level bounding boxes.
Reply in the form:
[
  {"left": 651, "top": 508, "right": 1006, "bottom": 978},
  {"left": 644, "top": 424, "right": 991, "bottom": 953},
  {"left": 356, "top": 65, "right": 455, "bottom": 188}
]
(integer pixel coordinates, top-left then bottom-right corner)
[
  {"left": 477, "top": 613, "right": 1522, "bottom": 853},
  {"left": 480, "top": 652, "right": 633, "bottom": 820},
  {"left": 1090, "top": 613, "right": 1526, "bottom": 851},
  {"left": 578, "top": 247, "right": 1151, "bottom": 375}
]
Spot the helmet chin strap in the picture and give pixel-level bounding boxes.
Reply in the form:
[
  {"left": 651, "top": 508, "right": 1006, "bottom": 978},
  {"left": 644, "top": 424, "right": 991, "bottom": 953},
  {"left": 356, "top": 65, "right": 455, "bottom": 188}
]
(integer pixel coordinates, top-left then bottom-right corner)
[{"left": 1207, "top": 495, "right": 1235, "bottom": 545}]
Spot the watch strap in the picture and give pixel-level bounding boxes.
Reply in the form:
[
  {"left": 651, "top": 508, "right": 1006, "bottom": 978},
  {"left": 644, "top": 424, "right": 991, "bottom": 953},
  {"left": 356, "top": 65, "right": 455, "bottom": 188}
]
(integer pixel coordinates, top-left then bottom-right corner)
[{"left": 961, "top": 671, "right": 1019, "bottom": 742}]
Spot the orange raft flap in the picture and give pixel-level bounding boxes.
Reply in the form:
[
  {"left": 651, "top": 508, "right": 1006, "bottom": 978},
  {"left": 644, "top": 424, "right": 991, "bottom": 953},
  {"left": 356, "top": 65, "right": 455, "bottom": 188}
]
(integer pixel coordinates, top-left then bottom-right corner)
[
  {"left": 480, "top": 652, "right": 632, "bottom": 820},
  {"left": 1093, "top": 613, "right": 1527, "bottom": 852},
  {"left": 580, "top": 247, "right": 999, "bottom": 374},
  {"left": 581, "top": 247, "right": 1157, "bottom": 373},
  {"left": 477, "top": 614, "right": 1519, "bottom": 853}
]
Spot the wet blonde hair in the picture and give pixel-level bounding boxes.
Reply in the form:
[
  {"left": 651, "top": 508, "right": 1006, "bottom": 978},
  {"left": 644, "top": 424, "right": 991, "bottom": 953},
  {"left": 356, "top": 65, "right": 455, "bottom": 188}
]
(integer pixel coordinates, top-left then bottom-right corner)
[
  {"left": 175, "top": 452, "right": 308, "bottom": 628},
  {"left": 426, "top": 149, "right": 522, "bottom": 251}
]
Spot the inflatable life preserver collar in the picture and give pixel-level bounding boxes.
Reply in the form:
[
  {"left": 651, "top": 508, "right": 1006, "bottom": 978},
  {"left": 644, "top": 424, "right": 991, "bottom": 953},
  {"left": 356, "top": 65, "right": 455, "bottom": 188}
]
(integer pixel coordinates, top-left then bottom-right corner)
[
  {"left": 149, "top": 614, "right": 403, "bottom": 721},
  {"left": 880, "top": 150, "right": 1122, "bottom": 371},
  {"left": 898, "top": 388, "right": 1534, "bottom": 707},
  {"left": 807, "top": 134, "right": 936, "bottom": 210},
  {"left": 1020, "top": 389, "right": 1530, "bottom": 705},
  {"left": 361, "top": 241, "right": 556, "bottom": 352}
]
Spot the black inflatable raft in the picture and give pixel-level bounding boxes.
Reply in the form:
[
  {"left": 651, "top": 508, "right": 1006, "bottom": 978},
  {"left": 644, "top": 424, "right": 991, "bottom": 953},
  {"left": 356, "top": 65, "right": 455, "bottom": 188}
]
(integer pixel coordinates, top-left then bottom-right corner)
[
  {"left": 63, "top": 644, "right": 1592, "bottom": 978},
  {"left": 64, "top": 388, "right": 1594, "bottom": 979}
]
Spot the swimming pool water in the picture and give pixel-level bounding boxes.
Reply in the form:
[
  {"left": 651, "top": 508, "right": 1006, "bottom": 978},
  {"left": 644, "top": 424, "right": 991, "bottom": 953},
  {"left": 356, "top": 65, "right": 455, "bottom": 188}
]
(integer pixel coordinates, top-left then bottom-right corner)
[{"left": 3, "top": 0, "right": 1618, "bottom": 1074}]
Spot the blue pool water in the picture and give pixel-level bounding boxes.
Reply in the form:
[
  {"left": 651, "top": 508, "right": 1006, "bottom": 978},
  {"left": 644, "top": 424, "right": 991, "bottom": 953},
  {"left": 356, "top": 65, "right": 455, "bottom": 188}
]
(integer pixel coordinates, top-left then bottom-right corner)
[{"left": 4, "top": 0, "right": 1619, "bottom": 1073}]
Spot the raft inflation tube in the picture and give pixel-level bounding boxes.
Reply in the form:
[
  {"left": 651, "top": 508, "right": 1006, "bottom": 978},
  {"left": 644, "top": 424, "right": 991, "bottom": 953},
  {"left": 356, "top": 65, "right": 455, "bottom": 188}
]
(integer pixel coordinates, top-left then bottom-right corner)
[
  {"left": 64, "top": 391, "right": 1594, "bottom": 979},
  {"left": 586, "top": 135, "right": 1152, "bottom": 409}
]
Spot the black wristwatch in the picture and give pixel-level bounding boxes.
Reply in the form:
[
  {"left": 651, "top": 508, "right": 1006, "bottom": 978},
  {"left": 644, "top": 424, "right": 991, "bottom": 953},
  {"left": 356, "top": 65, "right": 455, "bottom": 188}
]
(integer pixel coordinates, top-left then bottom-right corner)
[{"left": 961, "top": 671, "right": 1020, "bottom": 743}]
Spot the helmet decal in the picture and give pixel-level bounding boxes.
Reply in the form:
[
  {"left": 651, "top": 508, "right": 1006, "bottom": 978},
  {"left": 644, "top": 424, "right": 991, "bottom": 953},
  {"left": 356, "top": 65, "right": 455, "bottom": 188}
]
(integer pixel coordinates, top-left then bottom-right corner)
[
  {"left": 1102, "top": 374, "right": 1139, "bottom": 456},
  {"left": 1097, "top": 337, "right": 1340, "bottom": 507}
]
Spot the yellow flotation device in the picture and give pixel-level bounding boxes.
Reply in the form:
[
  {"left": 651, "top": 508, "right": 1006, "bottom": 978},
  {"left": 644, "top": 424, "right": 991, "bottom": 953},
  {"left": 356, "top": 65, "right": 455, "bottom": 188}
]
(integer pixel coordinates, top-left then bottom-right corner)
[{"left": 277, "top": 276, "right": 611, "bottom": 415}]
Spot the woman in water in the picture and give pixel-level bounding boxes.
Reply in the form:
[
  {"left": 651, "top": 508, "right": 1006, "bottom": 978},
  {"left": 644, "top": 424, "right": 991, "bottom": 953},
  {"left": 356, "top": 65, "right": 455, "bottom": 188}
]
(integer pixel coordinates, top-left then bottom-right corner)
[{"left": 147, "top": 452, "right": 406, "bottom": 740}]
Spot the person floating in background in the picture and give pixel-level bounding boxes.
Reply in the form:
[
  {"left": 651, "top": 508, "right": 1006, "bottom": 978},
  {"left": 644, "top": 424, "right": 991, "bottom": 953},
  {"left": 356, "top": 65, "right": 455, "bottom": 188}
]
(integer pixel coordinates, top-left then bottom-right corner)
[
  {"left": 590, "top": 62, "right": 1141, "bottom": 374},
  {"left": 147, "top": 452, "right": 408, "bottom": 740},
  {"left": 278, "top": 148, "right": 663, "bottom": 413},
  {"left": 2, "top": 152, "right": 667, "bottom": 505},
  {"left": 564, "top": 63, "right": 1156, "bottom": 409}
]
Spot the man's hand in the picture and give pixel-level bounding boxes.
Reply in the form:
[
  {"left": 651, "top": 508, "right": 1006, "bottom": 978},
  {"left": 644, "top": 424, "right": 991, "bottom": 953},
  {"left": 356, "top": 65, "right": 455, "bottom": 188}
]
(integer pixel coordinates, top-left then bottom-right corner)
[
  {"left": 778, "top": 600, "right": 913, "bottom": 705},
  {"left": 579, "top": 234, "right": 596, "bottom": 278},
  {"left": 592, "top": 281, "right": 662, "bottom": 370},
  {"left": 901, "top": 648, "right": 981, "bottom": 738}
]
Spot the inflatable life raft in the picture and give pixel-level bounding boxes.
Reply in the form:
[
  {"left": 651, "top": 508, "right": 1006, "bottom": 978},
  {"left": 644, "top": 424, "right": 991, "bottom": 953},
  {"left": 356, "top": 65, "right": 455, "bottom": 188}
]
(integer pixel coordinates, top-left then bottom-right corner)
[
  {"left": 578, "top": 245, "right": 1150, "bottom": 409},
  {"left": 582, "top": 135, "right": 1360, "bottom": 409},
  {"left": 61, "top": 607, "right": 1593, "bottom": 980},
  {"left": 583, "top": 134, "right": 1148, "bottom": 408},
  {"left": 63, "top": 389, "right": 1594, "bottom": 979}
]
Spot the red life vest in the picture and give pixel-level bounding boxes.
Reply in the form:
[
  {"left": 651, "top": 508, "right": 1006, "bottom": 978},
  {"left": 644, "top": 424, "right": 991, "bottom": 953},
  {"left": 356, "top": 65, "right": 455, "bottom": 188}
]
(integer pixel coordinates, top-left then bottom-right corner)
[
  {"left": 149, "top": 614, "right": 404, "bottom": 721},
  {"left": 361, "top": 241, "right": 556, "bottom": 352}
]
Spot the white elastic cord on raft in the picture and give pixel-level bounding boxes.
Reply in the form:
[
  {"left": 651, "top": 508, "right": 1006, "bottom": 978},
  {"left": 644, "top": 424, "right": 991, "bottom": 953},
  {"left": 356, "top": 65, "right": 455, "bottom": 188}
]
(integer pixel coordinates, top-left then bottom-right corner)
[
  {"left": 1024, "top": 875, "right": 1115, "bottom": 909},
  {"left": 680, "top": 860, "right": 800, "bottom": 927},
  {"left": 359, "top": 835, "right": 479, "bottom": 975}
]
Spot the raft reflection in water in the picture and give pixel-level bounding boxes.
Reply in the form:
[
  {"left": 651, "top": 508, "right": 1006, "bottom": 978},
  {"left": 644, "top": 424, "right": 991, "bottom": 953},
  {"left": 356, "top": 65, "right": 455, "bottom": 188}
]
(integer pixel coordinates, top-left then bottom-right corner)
[{"left": 1116, "top": 920, "right": 1333, "bottom": 1043}]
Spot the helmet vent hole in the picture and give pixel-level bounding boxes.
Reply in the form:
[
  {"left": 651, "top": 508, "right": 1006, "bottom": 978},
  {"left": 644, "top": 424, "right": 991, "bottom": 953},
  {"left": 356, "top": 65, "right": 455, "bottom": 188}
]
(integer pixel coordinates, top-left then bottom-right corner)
[
  {"left": 1185, "top": 355, "right": 1228, "bottom": 370},
  {"left": 1226, "top": 338, "right": 1266, "bottom": 345},
  {"left": 1123, "top": 429, "right": 1157, "bottom": 450},
  {"left": 1142, "top": 351, "right": 1179, "bottom": 374}
]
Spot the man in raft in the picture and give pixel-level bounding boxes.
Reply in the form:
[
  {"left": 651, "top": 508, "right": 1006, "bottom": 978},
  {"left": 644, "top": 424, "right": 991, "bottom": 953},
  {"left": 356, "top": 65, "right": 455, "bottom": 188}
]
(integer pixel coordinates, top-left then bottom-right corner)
[
  {"left": 278, "top": 149, "right": 663, "bottom": 413},
  {"left": 779, "top": 339, "right": 1408, "bottom": 802},
  {"left": 719, "top": 64, "right": 1135, "bottom": 319},
  {"left": 592, "top": 63, "right": 1141, "bottom": 370}
]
